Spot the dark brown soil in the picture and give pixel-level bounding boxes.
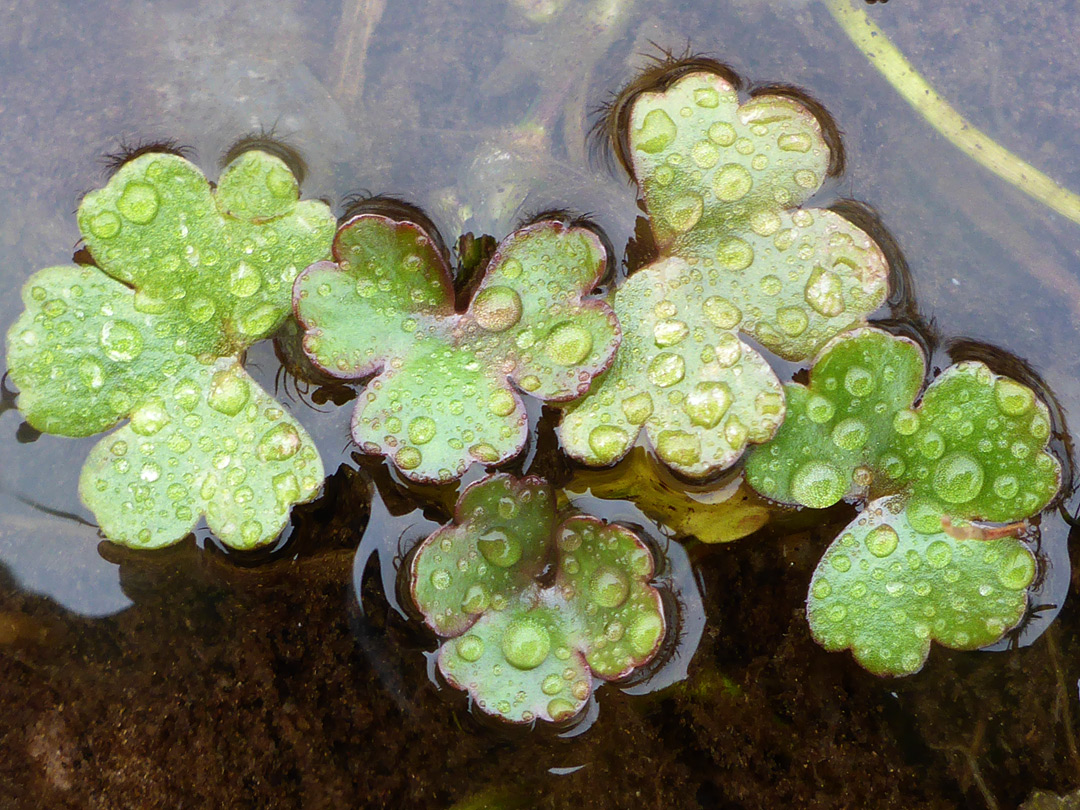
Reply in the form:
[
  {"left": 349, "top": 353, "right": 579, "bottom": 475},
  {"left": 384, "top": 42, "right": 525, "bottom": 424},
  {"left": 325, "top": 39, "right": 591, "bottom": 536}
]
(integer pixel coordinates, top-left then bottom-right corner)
[{"left": 1, "top": 464, "right": 1078, "bottom": 810}]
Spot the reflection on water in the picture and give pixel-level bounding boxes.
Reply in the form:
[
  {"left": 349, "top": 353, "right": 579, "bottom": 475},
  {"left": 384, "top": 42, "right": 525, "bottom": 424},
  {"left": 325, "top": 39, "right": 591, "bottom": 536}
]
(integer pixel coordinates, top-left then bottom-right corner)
[{"left": 2, "top": 0, "right": 1080, "bottom": 806}]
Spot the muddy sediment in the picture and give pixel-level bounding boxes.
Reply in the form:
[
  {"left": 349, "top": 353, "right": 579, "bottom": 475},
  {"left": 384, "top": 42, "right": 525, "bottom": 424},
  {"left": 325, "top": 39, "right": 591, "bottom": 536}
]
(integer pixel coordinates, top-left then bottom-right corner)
[{"left": 1, "top": 467, "right": 1077, "bottom": 809}]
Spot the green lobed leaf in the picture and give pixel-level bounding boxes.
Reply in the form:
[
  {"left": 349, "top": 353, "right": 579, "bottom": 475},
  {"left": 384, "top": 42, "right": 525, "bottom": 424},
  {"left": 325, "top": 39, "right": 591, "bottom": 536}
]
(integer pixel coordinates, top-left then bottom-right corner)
[
  {"left": 293, "top": 215, "right": 455, "bottom": 379},
  {"left": 746, "top": 328, "right": 1061, "bottom": 530},
  {"left": 295, "top": 217, "right": 620, "bottom": 483},
  {"left": 807, "top": 495, "right": 1036, "bottom": 676},
  {"left": 411, "top": 474, "right": 666, "bottom": 723},
  {"left": 559, "top": 259, "right": 785, "bottom": 478},
  {"left": 439, "top": 602, "right": 593, "bottom": 723},
  {"left": 557, "top": 71, "right": 889, "bottom": 478},
  {"left": 6, "top": 149, "right": 335, "bottom": 550},
  {"left": 80, "top": 358, "right": 323, "bottom": 550},
  {"left": 411, "top": 475, "right": 554, "bottom": 637},
  {"left": 79, "top": 151, "right": 336, "bottom": 355},
  {"left": 553, "top": 516, "right": 665, "bottom": 679},
  {"left": 746, "top": 328, "right": 1060, "bottom": 676},
  {"left": 6, "top": 265, "right": 186, "bottom": 437}
]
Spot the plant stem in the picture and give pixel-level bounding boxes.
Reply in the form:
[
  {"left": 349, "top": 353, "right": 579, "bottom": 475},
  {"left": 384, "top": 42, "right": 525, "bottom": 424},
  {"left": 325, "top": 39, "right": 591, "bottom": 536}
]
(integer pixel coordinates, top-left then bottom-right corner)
[
  {"left": 823, "top": 0, "right": 1080, "bottom": 227},
  {"left": 329, "top": 0, "right": 388, "bottom": 109}
]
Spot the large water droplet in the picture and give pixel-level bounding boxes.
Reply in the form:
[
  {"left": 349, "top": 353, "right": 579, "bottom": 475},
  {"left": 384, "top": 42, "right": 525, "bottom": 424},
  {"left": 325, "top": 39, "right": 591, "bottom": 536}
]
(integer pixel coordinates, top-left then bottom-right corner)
[
  {"left": 713, "top": 163, "right": 753, "bottom": 201},
  {"left": 994, "top": 377, "right": 1035, "bottom": 416},
  {"left": 100, "top": 320, "right": 144, "bottom": 362},
  {"left": 78, "top": 357, "right": 105, "bottom": 391},
  {"left": 272, "top": 472, "right": 301, "bottom": 506},
  {"left": 778, "top": 132, "right": 813, "bottom": 153},
  {"left": 685, "top": 381, "right": 731, "bottom": 428},
  {"left": 691, "top": 140, "right": 720, "bottom": 168},
  {"left": 238, "top": 303, "right": 280, "bottom": 337},
  {"left": 655, "top": 429, "right": 700, "bottom": 466},
  {"left": 502, "top": 618, "right": 551, "bottom": 670},
  {"left": 430, "top": 569, "right": 451, "bottom": 590},
  {"left": 932, "top": 452, "right": 984, "bottom": 504},
  {"left": 992, "top": 474, "right": 1019, "bottom": 500},
  {"left": 130, "top": 398, "right": 170, "bottom": 435},
  {"left": 116, "top": 182, "right": 160, "bottom": 224},
  {"left": 89, "top": 211, "right": 121, "bottom": 239},
  {"left": 478, "top": 529, "right": 522, "bottom": 568},
  {"left": 542, "top": 674, "right": 563, "bottom": 696},
  {"left": 627, "top": 612, "right": 663, "bottom": 657},
  {"left": 543, "top": 322, "right": 593, "bottom": 366},
  {"left": 708, "top": 122, "right": 736, "bottom": 147},
  {"left": 647, "top": 352, "right": 685, "bottom": 387},
  {"left": 831, "top": 417, "right": 868, "bottom": 451},
  {"left": 408, "top": 415, "right": 437, "bottom": 445},
  {"left": 588, "top": 425, "right": 631, "bottom": 464},
  {"left": 653, "top": 318, "right": 689, "bottom": 347},
  {"left": 207, "top": 370, "right": 250, "bottom": 416},
  {"left": 776, "top": 306, "right": 808, "bottom": 337},
  {"left": 806, "top": 394, "right": 834, "bottom": 424},
  {"left": 997, "top": 548, "right": 1035, "bottom": 590},
  {"left": 843, "top": 366, "right": 875, "bottom": 398},
  {"left": 547, "top": 698, "right": 578, "bottom": 721},
  {"left": 258, "top": 422, "right": 301, "bottom": 461},
  {"left": 635, "top": 109, "right": 677, "bottom": 153},
  {"left": 804, "top": 266, "right": 845, "bottom": 317},
  {"left": 396, "top": 446, "right": 422, "bottom": 470},
  {"left": 703, "top": 296, "right": 741, "bottom": 329},
  {"left": 790, "top": 461, "right": 845, "bottom": 508},
  {"left": 694, "top": 86, "right": 720, "bottom": 108},
  {"left": 473, "top": 286, "right": 523, "bottom": 332},
  {"left": 229, "top": 261, "right": 262, "bottom": 298},
  {"left": 665, "top": 194, "right": 704, "bottom": 233},
  {"left": 461, "top": 584, "right": 489, "bottom": 614},
  {"left": 893, "top": 409, "right": 919, "bottom": 436},
  {"left": 621, "top": 392, "right": 654, "bottom": 425},
  {"left": 866, "top": 524, "right": 900, "bottom": 558},
  {"left": 925, "top": 540, "right": 953, "bottom": 569},
  {"left": 456, "top": 634, "right": 485, "bottom": 662},
  {"left": 590, "top": 567, "right": 630, "bottom": 608},
  {"left": 915, "top": 430, "right": 945, "bottom": 461},
  {"left": 716, "top": 237, "right": 754, "bottom": 270}
]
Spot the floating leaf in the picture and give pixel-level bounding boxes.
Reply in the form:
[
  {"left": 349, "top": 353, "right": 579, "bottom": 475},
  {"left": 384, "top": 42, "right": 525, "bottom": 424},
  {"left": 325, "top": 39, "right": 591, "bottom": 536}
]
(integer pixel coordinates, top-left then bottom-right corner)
[
  {"left": 410, "top": 473, "right": 665, "bottom": 723},
  {"left": 6, "top": 150, "right": 335, "bottom": 549},
  {"left": 294, "top": 216, "right": 619, "bottom": 483},
  {"left": 807, "top": 495, "right": 1036, "bottom": 676},
  {"left": 558, "top": 70, "right": 889, "bottom": 478},
  {"left": 746, "top": 328, "right": 1060, "bottom": 527},
  {"left": 745, "top": 327, "right": 1061, "bottom": 674}
]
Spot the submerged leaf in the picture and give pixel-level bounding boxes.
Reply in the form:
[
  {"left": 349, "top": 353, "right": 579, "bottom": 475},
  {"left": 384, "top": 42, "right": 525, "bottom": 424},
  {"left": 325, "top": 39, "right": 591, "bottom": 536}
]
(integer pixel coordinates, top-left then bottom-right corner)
[
  {"left": 294, "top": 216, "right": 619, "bottom": 483},
  {"left": 6, "top": 150, "right": 335, "bottom": 549},
  {"left": 410, "top": 474, "right": 665, "bottom": 723},
  {"left": 746, "top": 327, "right": 1061, "bottom": 675},
  {"left": 566, "top": 447, "right": 770, "bottom": 544},
  {"left": 559, "top": 70, "right": 889, "bottom": 478}
]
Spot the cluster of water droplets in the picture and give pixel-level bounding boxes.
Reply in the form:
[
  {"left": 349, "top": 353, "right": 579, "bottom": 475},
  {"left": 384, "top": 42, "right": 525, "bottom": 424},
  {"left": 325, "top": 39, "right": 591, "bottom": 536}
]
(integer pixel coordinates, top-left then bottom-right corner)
[
  {"left": 7, "top": 149, "right": 335, "bottom": 550},
  {"left": 80, "top": 150, "right": 335, "bottom": 355},
  {"left": 807, "top": 497, "right": 1037, "bottom": 676},
  {"left": 81, "top": 359, "right": 322, "bottom": 549},
  {"left": 558, "top": 71, "right": 888, "bottom": 479},
  {"left": 749, "top": 331, "right": 1060, "bottom": 535},
  {"left": 410, "top": 475, "right": 665, "bottom": 723},
  {"left": 296, "top": 219, "right": 618, "bottom": 483}
]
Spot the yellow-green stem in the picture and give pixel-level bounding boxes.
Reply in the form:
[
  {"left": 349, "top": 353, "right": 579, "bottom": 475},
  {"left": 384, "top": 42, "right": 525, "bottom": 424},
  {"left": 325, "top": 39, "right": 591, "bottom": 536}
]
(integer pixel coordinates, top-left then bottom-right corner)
[{"left": 824, "top": 0, "right": 1080, "bottom": 227}]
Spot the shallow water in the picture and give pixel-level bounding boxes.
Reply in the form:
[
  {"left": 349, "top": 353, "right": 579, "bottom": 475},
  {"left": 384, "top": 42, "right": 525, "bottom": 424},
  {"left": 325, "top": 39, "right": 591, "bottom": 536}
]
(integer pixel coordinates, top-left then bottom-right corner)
[{"left": 2, "top": 0, "right": 1080, "bottom": 807}]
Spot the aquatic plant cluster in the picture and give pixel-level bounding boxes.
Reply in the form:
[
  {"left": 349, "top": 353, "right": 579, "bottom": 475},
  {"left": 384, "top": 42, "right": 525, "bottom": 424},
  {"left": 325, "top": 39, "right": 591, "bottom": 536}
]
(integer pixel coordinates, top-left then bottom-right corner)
[{"left": 3, "top": 58, "right": 1064, "bottom": 721}]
